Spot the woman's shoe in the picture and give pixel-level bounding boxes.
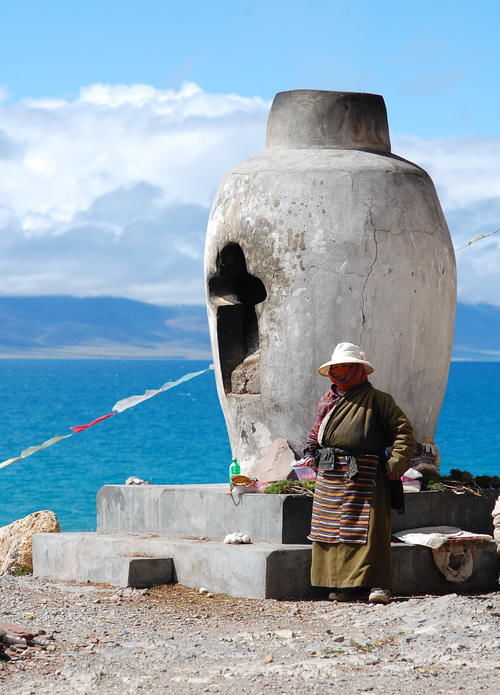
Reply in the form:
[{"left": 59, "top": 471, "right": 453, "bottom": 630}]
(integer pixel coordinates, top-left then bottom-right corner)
[
  {"left": 368, "top": 588, "right": 391, "bottom": 604},
  {"left": 328, "top": 588, "right": 368, "bottom": 602},
  {"left": 328, "top": 591, "right": 352, "bottom": 602}
]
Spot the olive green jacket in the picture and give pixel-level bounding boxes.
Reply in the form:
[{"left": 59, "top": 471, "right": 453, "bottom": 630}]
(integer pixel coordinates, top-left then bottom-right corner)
[{"left": 318, "top": 382, "right": 415, "bottom": 477}]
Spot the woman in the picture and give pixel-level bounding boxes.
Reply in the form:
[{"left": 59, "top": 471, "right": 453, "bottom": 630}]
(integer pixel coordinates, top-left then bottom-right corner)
[{"left": 303, "top": 342, "right": 414, "bottom": 604}]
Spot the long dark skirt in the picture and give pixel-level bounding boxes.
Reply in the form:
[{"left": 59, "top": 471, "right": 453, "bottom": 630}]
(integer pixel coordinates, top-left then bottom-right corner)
[{"left": 310, "top": 463, "right": 392, "bottom": 590}]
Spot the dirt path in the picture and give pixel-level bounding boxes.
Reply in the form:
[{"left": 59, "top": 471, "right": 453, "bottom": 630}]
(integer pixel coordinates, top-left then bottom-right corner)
[{"left": 1, "top": 576, "right": 499, "bottom": 694}]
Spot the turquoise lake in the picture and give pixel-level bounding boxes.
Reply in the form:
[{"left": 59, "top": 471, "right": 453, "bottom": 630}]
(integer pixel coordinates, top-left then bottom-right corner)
[{"left": 1, "top": 360, "right": 498, "bottom": 531}]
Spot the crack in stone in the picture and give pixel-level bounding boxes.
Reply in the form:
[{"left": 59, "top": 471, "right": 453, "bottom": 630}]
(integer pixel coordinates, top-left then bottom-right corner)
[
  {"left": 366, "top": 225, "right": 439, "bottom": 238},
  {"left": 331, "top": 270, "right": 366, "bottom": 278},
  {"left": 361, "top": 207, "right": 379, "bottom": 328}
]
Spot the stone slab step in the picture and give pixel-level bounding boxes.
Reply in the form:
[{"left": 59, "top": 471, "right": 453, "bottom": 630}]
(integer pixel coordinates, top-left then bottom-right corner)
[
  {"left": 392, "top": 541, "right": 498, "bottom": 595},
  {"left": 97, "top": 484, "right": 498, "bottom": 542},
  {"left": 32, "top": 532, "right": 174, "bottom": 588},
  {"left": 97, "top": 484, "right": 313, "bottom": 544},
  {"left": 32, "top": 532, "right": 499, "bottom": 599},
  {"left": 33, "top": 532, "right": 314, "bottom": 599}
]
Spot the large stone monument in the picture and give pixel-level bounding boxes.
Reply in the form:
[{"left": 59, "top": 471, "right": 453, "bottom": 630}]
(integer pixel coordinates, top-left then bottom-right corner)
[
  {"left": 205, "top": 90, "right": 456, "bottom": 470},
  {"left": 31, "top": 96, "right": 495, "bottom": 600}
]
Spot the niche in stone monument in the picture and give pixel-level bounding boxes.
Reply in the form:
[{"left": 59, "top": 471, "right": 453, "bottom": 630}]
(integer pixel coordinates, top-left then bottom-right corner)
[{"left": 208, "top": 243, "right": 267, "bottom": 395}]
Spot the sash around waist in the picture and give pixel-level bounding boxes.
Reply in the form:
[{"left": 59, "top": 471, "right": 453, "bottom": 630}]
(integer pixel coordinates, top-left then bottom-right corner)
[{"left": 315, "top": 447, "right": 380, "bottom": 479}]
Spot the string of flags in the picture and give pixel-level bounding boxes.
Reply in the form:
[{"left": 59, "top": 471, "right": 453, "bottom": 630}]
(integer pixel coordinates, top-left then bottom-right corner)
[
  {"left": 455, "top": 227, "right": 500, "bottom": 251},
  {"left": 0, "top": 365, "right": 214, "bottom": 470}
]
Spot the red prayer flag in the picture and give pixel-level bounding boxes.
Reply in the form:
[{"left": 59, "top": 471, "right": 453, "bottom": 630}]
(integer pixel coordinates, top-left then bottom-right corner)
[{"left": 70, "top": 413, "right": 116, "bottom": 433}]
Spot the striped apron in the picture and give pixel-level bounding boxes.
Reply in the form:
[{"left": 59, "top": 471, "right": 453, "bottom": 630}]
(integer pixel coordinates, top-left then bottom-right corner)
[{"left": 308, "top": 453, "right": 379, "bottom": 544}]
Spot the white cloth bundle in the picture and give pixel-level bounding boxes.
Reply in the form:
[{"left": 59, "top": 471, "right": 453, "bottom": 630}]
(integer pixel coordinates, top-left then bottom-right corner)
[{"left": 394, "top": 526, "right": 493, "bottom": 550}]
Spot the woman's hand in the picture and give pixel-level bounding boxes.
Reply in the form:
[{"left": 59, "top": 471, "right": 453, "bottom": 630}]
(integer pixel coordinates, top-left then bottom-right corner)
[
  {"left": 385, "top": 461, "right": 401, "bottom": 480},
  {"left": 386, "top": 470, "right": 401, "bottom": 480}
]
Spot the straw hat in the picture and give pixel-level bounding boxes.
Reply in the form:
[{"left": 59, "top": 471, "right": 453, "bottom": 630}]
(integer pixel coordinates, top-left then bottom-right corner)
[{"left": 318, "top": 342, "right": 375, "bottom": 376}]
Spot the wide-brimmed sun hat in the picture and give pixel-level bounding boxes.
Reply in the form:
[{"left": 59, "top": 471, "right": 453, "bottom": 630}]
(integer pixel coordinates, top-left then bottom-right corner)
[{"left": 318, "top": 342, "right": 375, "bottom": 376}]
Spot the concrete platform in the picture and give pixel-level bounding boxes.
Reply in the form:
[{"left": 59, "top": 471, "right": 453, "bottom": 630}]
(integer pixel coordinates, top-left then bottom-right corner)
[
  {"left": 391, "top": 541, "right": 499, "bottom": 595},
  {"left": 97, "top": 484, "right": 314, "bottom": 543},
  {"left": 32, "top": 532, "right": 499, "bottom": 599},
  {"left": 32, "top": 485, "right": 499, "bottom": 598},
  {"left": 97, "top": 484, "right": 499, "bottom": 541},
  {"left": 392, "top": 489, "right": 498, "bottom": 534},
  {"left": 33, "top": 532, "right": 316, "bottom": 599}
]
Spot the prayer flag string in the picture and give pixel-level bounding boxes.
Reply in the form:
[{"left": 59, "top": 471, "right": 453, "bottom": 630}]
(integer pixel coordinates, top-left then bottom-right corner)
[
  {"left": 70, "top": 413, "right": 116, "bottom": 433},
  {"left": 0, "top": 364, "right": 213, "bottom": 470},
  {"left": 111, "top": 368, "right": 209, "bottom": 413}
]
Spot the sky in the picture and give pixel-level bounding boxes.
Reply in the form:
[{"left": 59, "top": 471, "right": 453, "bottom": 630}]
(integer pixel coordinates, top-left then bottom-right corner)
[{"left": 0, "top": 0, "right": 499, "bottom": 306}]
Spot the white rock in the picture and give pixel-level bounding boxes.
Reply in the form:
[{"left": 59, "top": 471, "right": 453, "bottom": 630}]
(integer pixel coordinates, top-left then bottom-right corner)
[
  {"left": 224, "top": 532, "right": 252, "bottom": 544},
  {"left": 491, "top": 495, "right": 500, "bottom": 518},
  {"left": 247, "top": 437, "right": 296, "bottom": 483},
  {"left": 125, "top": 477, "right": 151, "bottom": 485},
  {"left": 274, "top": 629, "right": 297, "bottom": 639},
  {"left": 0, "top": 510, "right": 60, "bottom": 575}
]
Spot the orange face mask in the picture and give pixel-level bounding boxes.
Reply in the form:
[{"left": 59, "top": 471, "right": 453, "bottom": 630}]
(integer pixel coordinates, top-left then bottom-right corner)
[{"left": 328, "top": 363, "right": 367, "bottom": 392}]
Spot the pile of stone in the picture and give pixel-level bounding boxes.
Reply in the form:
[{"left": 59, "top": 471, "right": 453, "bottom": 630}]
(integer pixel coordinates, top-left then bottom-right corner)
[{"left": 0, "top": 622, "right": 54, "bottom": 661}]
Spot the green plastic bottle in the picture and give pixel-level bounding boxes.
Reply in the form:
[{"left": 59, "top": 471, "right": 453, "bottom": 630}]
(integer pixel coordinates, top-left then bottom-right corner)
[{"left": 229, "top": 457, "right": 240, "bottom": 487}]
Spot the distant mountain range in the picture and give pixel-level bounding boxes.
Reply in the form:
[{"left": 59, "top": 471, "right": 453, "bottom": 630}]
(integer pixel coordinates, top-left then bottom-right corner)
[
  {"left": 0, "top": 297, "right": 211, "bottom": 359},
  {"left": 0, "top": 296, "right": 497, "bottom": 360}
]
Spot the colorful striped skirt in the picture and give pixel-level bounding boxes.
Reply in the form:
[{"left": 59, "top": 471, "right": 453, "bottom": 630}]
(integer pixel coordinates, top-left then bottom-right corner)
[{"left": 308, "top": 453, "right": 379, "bottom": 544}]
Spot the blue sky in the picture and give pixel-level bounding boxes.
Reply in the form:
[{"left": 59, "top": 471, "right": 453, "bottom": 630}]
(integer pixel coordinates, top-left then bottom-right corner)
[
  {"left": 0, "top": 0, "right": 498, "bottom": 305},
  {"left": 2, "top": 0, "right": 498, "bottom": 137}
]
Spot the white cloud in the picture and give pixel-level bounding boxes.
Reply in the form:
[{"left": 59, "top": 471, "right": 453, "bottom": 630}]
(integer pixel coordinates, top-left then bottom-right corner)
[
  {"left": 393, "top": 135, "right": 500, "bottom": 210},
  {"left": 0, "top": 82, "right": 268, "bottom": 303},
  {"left": 0, "top": 128, "right": 23, "bottom": 160},
  {"left": 0, "top": 83, "right": 498, "bottom": 305},
  {"left": 444, "top": 199, "right": 500, "bottom": 306},
  {"left": 394, "top": 135, "right": 500, "bottom": 306}
]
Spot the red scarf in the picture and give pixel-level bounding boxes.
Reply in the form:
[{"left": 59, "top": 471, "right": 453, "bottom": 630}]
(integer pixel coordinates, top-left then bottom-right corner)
[{"left": 330, "top": 364, "right": 368, "bottom": 393}]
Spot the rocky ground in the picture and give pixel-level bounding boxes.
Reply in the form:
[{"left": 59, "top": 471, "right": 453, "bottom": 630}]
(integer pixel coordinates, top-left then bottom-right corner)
[{"left": 1, "top": 576, "right": 499, "bottom": 695}]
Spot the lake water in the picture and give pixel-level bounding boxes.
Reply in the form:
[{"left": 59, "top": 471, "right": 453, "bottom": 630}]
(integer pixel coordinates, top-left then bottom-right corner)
[{"left": 1, "top": 360, "right": 498, "bottom": 531}]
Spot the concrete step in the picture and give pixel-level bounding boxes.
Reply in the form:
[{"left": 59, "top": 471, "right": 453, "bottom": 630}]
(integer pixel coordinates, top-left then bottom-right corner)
[
  {"left": 32, "top": 532, "right": 174, "bottom": 588},
  {"left": 97, "top": 484, "right": 313, "bottom": 543},
  {"left": 392, "top": 541, "right": 498, "bottom": 595},
  {"left": 33, "top": 532, "right": 314, "bottom": 599},
  {"left": 32, "top": 532, "right": 499, "bottom": 599},
  {"left": 97, "top": 484, "right": 498, "bottom": 542}
]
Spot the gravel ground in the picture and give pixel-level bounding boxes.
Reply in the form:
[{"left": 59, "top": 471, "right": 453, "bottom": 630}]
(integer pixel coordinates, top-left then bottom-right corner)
[{"left": 1, "top": 576, "right": 499, "bottom": 694}]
